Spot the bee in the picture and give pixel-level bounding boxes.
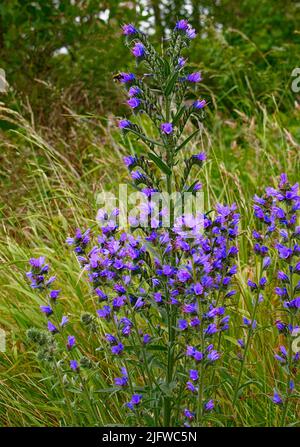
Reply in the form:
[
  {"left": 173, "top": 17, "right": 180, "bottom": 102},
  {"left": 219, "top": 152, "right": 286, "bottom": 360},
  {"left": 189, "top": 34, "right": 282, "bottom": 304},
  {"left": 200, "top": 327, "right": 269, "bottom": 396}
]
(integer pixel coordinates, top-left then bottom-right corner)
[{"left": 113, "top": 72, "right": 124, "bottom": 82}]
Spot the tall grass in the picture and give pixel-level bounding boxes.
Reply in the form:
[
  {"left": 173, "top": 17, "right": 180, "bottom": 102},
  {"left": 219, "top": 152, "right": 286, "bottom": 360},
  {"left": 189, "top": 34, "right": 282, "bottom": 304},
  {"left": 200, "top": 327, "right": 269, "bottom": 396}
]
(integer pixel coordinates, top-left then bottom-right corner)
[{"left": 0, "top": 80, "right": 299, "bottom": 426}]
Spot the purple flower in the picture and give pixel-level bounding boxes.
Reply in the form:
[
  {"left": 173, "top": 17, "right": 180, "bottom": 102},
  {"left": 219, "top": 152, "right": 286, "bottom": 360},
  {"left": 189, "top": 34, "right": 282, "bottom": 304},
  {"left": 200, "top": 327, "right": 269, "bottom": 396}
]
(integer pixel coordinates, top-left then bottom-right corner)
[
  {"left": 29, "top": 256, "right": 45, "bottom": 269},
  {"left": 49, "top": 289, "right": 60, "bottom": 300},
  {"left": 175, "top": 19, "right": 189, "bottom": 31},
  {"left": 177, "top": 269, "right": 191, "bottom": 282},
  {"left": 143, "top": 334, "right": 151, "bottom": 344},
  {"left": 238, "top": 339, "right": 244, "bottom": 348},
  {"left": 186, "top": 381, "right": 197, "bottom": 393},
  {"left": 247, "top": 280, "right": 257, "bottom": 290},
  {"left": 118, "top": 119, "right": 132, "bottom": 129},
  {"left": 192, "top": 182, "right": 202, "bottom": 192},
  {"left": 60, "top": 316, "right": 68, "bottom": 327},
  {"left": 122, "top": 24, "right": 137, "bottom": 35},
  {"left": 187, "top": 72, "right": 202, "bottom": 83},
  {"left": 105, "top": 333, "right": 117, "bottom": 344},
  {"left": 160, "top": 122, "right": 173, "bottom": 135},
  {"left": 95, "top": 288, "right": 108, "bottom": 301},
  {"left": 127, "top": 97, "right": 141, "bottom": 109},
  {"left": 67, "top": 335, "right": 76, "bottom": 350},
  {"left": 126, "top": 394, "right": 142, "bottom": 410},
  {"left": 97, "top": 305, "right": 111, "bottom": 319},
  {"left": 205, "top": 323, "right": 218, "bottom": 336},
  {"left": 207, "top": 349, "right": 219, "bottom": 362},
  {"left": 272, "top": 391, "right": 283, "bottom": 405},
  {"left": 193, "top": 99, "right": 206, "bottom": 109},
  {"left": 186, "top": 26, "right": 196, "bottom": 39},
  {"left": 184, "top": 409, "right": 195, "bottom": 420},
  {"left": 178, "top": 319, "right": 188, "bottom": 331},
  {"left": 47, "top": 321, "right": 58, "bottom": 334},
  {"left": 132, "top": 42, "right": 145, "bottom": 58},
  {"left": 186, "top": 345, "right": 195, "bottom": 357},
  {"left": 111, "top": 343, "right": 124, "bottom": 355},
  {"left": 178, "top": 57, "right": 186, "bottom": 68},
  {"left": 243, "top": 317, "right": 257, "bottom": 329},
  {"left": 204, "top": 400, "right": 214, "bottom": 411},
  {"left": 40, "top": 305, "right": 53, "bottom": 316},
  {"left": 115, "top": 376, "right": 128, "bottom": 387},
  {"left": 128, "top": 86, "right": 141, "bottom": 97},
  {"left": 194, "top": 350, "right": 204, "bottom": 362},
  {"left": 119, "top": 72, "right": 135, "bottom": 84},
  {"left": 70, "top": 360, "right": 79, "bottom": 371},
  {"left": 189, "top": 369, "right": 198, "bottom": 381}
]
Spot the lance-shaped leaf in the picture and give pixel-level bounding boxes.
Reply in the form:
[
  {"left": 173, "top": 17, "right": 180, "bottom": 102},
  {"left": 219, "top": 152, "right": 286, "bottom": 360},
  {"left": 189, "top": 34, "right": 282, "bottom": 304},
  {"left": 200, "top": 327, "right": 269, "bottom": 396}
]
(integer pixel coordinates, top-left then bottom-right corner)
[
  {"left": 148, "top": 152, "right": 172, "bottom": 176},
  {"left": 175, "top": 128, "right": 200, "bottom": 154}
]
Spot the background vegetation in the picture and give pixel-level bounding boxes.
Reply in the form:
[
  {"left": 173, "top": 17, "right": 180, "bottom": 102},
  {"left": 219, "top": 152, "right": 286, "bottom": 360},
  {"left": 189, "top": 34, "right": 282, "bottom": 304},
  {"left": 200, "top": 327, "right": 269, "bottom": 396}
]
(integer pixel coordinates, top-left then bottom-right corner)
[{"left": 0, "top": 0, "right": 299, "bottom": 426}]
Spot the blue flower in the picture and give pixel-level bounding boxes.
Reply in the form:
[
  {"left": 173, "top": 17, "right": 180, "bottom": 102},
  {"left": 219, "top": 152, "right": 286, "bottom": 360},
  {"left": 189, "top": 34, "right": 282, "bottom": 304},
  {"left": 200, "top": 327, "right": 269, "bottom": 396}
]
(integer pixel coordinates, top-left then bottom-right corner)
[
  {"left": 160, "top": 122, "right": 173, "bottom": 135},
  {"left": 132, "top": 42, "right": 145, "bottom": 58},
  {"left": 67, "top": 335, "right": 76, "bottom": 350},
  {"left": 187, "top": 72, "right": 202, "bottom": 83},
  {"left": 118, "top": 119, "right": 132, "bottom": 129},
  {"left": 272, "top": 391, "right": 283, "bottom": 405},
  {"left": 40, "top": 305, "right": 53, "bottom": 316},
  {"left": 127, "top": 97, "right": 141, "bottom": 109},
  {"left": 122, "top": 24, "right": 138, "bottom": 35},
  {"left": 70, "top": 360, "right": 79, "bottom": 371},
  {"left": 193, "top": 99, "right": 206, "bottom": 109}
]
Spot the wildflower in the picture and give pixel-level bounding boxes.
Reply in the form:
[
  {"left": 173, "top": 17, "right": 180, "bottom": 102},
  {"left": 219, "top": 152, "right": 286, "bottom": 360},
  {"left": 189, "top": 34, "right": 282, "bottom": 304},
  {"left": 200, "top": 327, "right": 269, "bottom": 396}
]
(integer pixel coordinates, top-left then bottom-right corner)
[
  {"left": 111, "top": 343, "right": 124, "bottom": 355},
  {"left": 272, "top": 391, "right": 283, "bottom": 405},
  {"left": 40, "top": 305, "right": 53, "bottom": 316},
  {"left": 193, "top": 99, "right": 206, "bottom": 109},
  {"left": 178, "top": 319, "right": 188, "bottom": 331},
  {"left": 119, "top": 72, "right": 135, "bottom": 84},
  {"left": 175, "top": 19, "right": 189, "bottom": 31},
  {"left": 178, "top": 57, "right": 186, "bottom": 68},
  {"left": 97, "top": 306, "right": 111, "bottom": 319},
  {"left": 204, "top": 400, "right": 214, "bottom": 411},
  {"left": 186, "top": 26, "right": 196, "bottom": 39},
  {"left": 70, "top": 360, "right": 79, "bottom": 371},
  {"left": 160, "top": 122, "right": 173, "bottom": 135},
  {"left": 207, "top": 350, "right": 219, "bottom": 362},
  {"left": 126, "top": 394, "right": 142, "bottom": 410},
  {"left": 186, "top": 381, "right": 197, "bottom": 393},
  {"left": 143, "top": 334, "right": 151, "bottom": 344},
  {"left": 132, "top": 42, "right": 145, "bottom": 58},
  {"left": 49, "top": 289, "right": 60, "bottom": 300},
  {"left": 118, "top": 119, "right": 132, "bottom": 129},
  {"left": 127, "top": 97, "right": 141, "bottom": 109},
  {"left": 189, "top": 369, "right": 198, "bottom": 381},
  {"left": 60, "top": 316, "right": 68, "bottom": 327},
  {"left": 187, "top": 72, "right": 202, "bottom": 83},
  {"left": 67, "top": 335, "right": 76, "bottom": 350},
  {"left": 47, "top": 321, "right": 58, "bottom": 334},
  {"left": 184, "top": 409, "right": 195, "bottom": 420},
  {"left": 122, "top": 24, "right": 137, "bottom": 35}
]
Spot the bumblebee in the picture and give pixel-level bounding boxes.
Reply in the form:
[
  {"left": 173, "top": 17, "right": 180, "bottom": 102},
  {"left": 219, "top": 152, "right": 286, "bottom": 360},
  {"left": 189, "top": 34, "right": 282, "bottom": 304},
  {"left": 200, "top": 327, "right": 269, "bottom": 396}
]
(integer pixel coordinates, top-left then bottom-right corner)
[{"left": 113, "top": 72, "right": 124, "bottom": 82}]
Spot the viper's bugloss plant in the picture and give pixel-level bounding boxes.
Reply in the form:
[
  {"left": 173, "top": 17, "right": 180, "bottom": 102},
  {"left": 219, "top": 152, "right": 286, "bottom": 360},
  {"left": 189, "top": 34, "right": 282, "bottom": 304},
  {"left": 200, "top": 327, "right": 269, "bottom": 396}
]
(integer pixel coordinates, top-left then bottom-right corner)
[{"left": 24, "top": 19, "right": 299, "bottom": 427}]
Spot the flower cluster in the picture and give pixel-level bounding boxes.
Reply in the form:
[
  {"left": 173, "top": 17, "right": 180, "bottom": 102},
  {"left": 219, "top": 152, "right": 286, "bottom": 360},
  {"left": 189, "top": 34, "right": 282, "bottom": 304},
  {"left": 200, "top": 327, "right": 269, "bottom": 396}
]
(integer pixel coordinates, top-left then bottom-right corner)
[{"left": 236, "top": 174, "right": 300, "bottom": 417}]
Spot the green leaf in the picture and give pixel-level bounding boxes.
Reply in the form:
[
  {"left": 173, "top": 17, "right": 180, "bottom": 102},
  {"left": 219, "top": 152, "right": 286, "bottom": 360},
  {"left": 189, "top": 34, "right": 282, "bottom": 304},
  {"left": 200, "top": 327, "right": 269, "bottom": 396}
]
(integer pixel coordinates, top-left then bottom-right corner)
[
  {"left": 175, "top": 128, "right": 200, "bottom": 153},
  {"left": 172, "top": 106, "right": 186, "bottom": 126},
  {"left": 164, "top": 71, "right": 179, "bottom": 96},
  {"left": 148, "top": 152, "right": 172, "bottom": 176}
]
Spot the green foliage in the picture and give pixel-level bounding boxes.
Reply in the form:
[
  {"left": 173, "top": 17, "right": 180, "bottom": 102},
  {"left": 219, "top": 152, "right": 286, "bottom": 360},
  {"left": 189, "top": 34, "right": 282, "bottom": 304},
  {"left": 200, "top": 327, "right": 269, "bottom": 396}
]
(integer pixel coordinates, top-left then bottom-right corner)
[{"left": 0, "top": 0, "right": 299, "bottom": 427}]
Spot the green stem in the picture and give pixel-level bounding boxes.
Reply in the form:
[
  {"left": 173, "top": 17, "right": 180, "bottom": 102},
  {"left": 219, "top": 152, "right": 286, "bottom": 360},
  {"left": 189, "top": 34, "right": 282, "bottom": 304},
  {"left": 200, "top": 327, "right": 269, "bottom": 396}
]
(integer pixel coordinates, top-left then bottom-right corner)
[
  {"left": 233, "top": 287, "right": 260, "bottom": 406},
  {"left": 196, "top": 296, "right": 205, "bottom": 426}
]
